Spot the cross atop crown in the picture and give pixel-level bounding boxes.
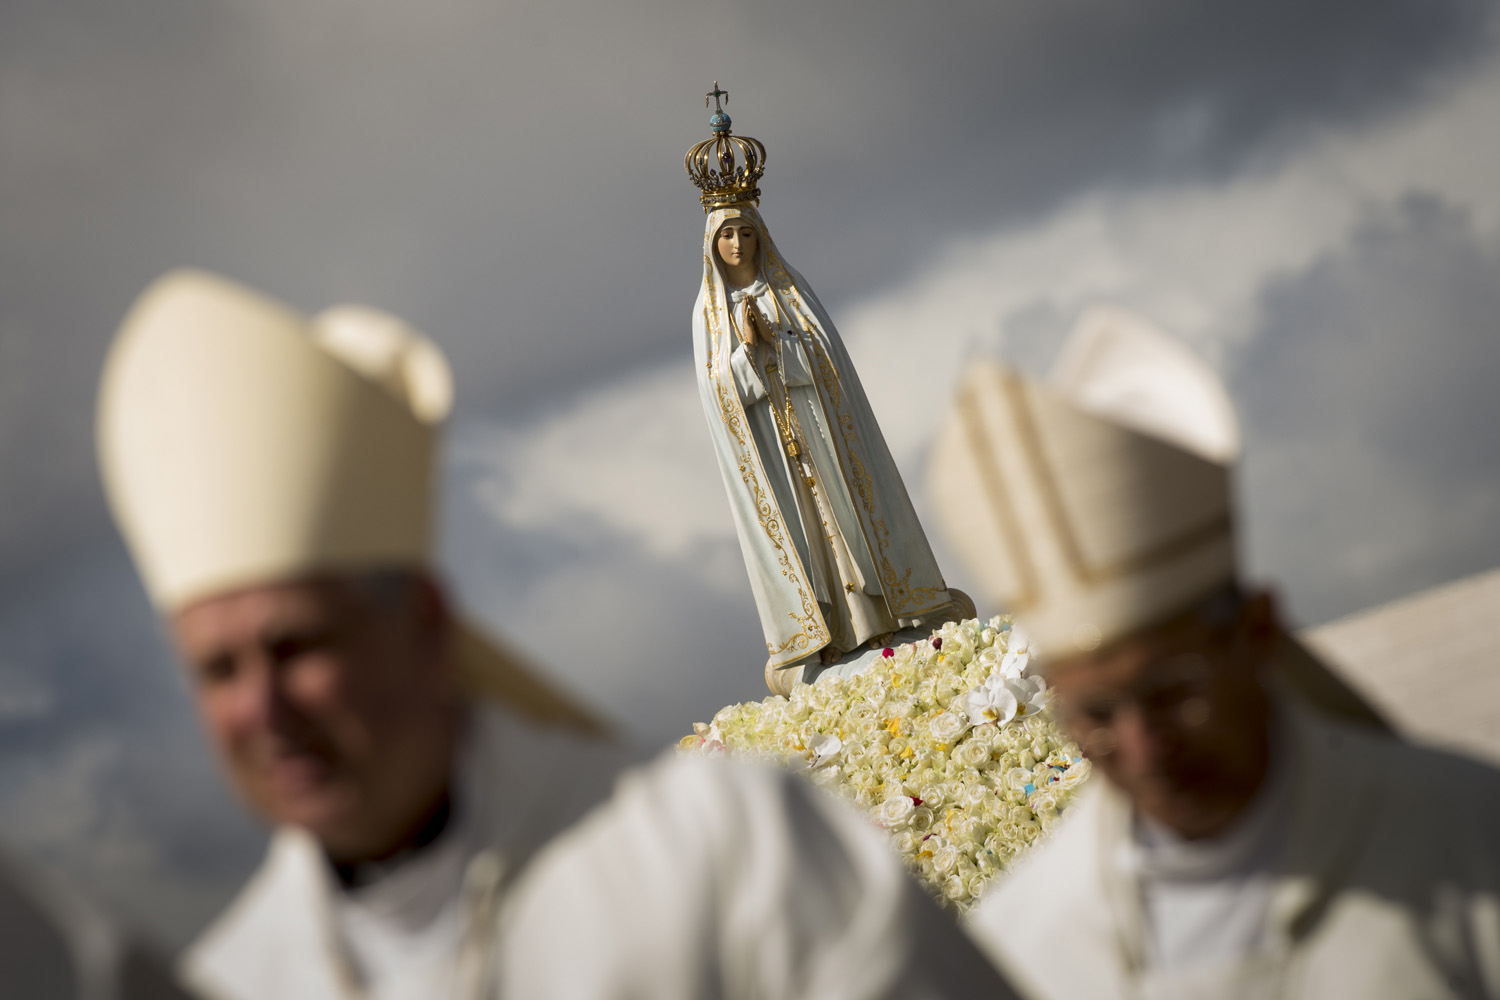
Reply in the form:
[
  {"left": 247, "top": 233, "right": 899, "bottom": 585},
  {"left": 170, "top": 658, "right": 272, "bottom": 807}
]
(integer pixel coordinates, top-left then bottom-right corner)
[
  {"left": 706, "top": 82, "right": 729, "bottom": 113},
  {"left": 705, "top": 81, "right": 733, "bottom": 135}
]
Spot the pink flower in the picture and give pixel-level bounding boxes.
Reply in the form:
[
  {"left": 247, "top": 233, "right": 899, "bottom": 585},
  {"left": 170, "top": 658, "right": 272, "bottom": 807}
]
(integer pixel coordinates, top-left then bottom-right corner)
[{"left": 882, "top": 647, "right": 895, "bottom": 658}]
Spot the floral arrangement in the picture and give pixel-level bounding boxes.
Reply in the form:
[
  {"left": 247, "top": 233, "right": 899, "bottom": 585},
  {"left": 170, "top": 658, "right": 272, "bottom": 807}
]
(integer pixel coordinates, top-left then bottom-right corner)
[{"left": 680, "top": 616, "right": 1092, "bottom": 910}]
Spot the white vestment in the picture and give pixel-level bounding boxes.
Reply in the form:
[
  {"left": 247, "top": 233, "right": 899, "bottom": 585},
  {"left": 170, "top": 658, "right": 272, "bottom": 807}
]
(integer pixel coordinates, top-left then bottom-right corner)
[
  {"left": 967, "top": 698, "right": 1500, "bottom": 1000},
  {"left": 693, "top": 207, "right": 952, "bottom": 671},
  {"left": 1127, "top": 733, "right": 1292, "bottom": 974},
  {"left": 182, "top": 704, "right": 1014, "bottom": 1000}
]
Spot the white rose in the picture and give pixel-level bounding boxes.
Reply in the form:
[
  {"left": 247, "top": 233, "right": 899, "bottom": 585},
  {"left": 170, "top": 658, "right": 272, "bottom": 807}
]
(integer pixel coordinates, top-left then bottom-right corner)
[
  {"left": 877, "top": 794, "right": 917, "bottom": 828},
  {"left": 965, "top": 871, "right": 992, "bottom": 902},
  {"left": 918, "top": 785, "right": 945, "bottom": 810},
  {"left": 956, "top": 739, "right": 992, "bottom": 769},
  {"left": 1057, "top": 758, "right": 1093, "bottom": 790},
  {"left": 970, "top": 723, "right": 1000, "bottom": 746},
  {"left": 891, "top": 830, "right": 919, "bottom": 855},
  {"left": 1022, "top": 713, "right": 1052, "bottom": 738},
  {"left": 933, "top": 843, "right": 961, "bottom": 874},
  {"left": 930, "top": 712, "right": 969, "bottom": 743}
]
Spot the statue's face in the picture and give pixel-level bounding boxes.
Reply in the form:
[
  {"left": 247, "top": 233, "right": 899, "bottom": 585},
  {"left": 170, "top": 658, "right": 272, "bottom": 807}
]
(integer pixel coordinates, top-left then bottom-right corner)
[{"left": 715, "top": 219, "right": 758, "bottom": 275}]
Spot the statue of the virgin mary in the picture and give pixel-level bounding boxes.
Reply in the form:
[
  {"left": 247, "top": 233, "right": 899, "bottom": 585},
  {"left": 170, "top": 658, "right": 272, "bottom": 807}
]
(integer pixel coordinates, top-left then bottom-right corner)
[{"left": 687, "top": 85, "right": 967, "bottom": 693}]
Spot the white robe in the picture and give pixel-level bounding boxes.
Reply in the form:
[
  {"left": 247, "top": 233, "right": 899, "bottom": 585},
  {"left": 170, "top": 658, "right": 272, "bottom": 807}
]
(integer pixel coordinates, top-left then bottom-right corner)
[
  {"left": 966, "top": 698, "right": 1500, "bottom": 1000},
  {"left": 692, "top": 207, "right": 953, "bottom": 673},
  {"left": 182, "top": 704, "right": 1015, "bottom": 1000}
]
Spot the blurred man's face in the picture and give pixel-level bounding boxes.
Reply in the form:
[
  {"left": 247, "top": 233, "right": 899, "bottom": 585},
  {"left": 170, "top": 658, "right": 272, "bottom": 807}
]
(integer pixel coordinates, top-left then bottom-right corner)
[
  {"left": 1046, "top": 593, "right": 1277, "bottom": 838},
  {"left": 171, "top": 573, "right": 459, "bottom": 862}
]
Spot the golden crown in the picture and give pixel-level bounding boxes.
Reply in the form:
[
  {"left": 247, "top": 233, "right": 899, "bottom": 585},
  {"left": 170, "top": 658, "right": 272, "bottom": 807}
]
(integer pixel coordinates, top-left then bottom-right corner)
[{"left": 684, "top": 82, "right": 767, "bottom": 213}]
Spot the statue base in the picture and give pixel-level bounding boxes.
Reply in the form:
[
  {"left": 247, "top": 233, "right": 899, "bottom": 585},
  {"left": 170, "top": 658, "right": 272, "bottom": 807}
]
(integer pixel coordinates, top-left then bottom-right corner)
[{"left": 765, "top": 589, "right": 977, "bottom": 696}]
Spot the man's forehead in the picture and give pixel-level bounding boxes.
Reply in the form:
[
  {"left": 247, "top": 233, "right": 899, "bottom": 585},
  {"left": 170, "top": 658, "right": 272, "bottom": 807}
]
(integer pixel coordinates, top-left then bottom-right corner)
[
  {"left": 172, "top": 577, "right": 355, "bottom": 645},
  {"left": 1043, "top": 614, "right": 1212, "bottom": 687}
]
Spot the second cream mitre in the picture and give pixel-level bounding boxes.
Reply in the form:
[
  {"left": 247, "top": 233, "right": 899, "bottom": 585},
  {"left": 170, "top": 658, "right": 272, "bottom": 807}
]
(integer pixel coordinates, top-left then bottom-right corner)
[
  {"left": 930, "top": 307, "right": 1384, "bottom": 726},
  {"left": 98, "top": 269, "right": 602, "bottom": 733}
]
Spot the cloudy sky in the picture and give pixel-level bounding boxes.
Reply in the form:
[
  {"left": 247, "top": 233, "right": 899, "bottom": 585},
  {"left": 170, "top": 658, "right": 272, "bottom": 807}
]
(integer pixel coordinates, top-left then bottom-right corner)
[{"left": 3, "top": 0, "right": 1499, "bottom": 954}]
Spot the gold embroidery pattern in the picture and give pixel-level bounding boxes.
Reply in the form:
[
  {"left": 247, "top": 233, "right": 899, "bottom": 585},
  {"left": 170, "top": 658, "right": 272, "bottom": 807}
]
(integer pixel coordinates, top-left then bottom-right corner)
[
  {"left": 702, "top": 240, "right": 827, "bottom": 661},
  {"left": 703, "top": 252, "right": 722, "bottom": 376},
  {"left": 715, "top": 379, "right": 824, "bottom": 656},
  {"left": 790, "top": 288, "right": 845, "bottom": 410},
  {"left": 765, "top": 254, "right": 945, "bottom": 617}
]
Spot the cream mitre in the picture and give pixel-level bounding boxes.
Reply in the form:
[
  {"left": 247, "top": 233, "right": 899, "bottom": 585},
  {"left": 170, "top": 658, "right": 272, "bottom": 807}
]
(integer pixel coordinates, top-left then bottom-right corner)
[
  {"left": 98, "top": 270, "right": 601, "bottom": 733},
  {"left": 930, "top": 307, "right": 1383, "bottom": 725}
]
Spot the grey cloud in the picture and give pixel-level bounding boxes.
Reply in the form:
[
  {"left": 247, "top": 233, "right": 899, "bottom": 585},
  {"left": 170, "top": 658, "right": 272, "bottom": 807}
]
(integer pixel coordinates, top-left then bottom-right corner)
[
  {"left": 1235, "top": 192, "right": 1500, "bottom": 623},
  {"left": 1, "top": 0, "right": 1492, "bottom": 579},
  {"left": 443, "top": 424, "right": 768, "bottom": 748}
]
